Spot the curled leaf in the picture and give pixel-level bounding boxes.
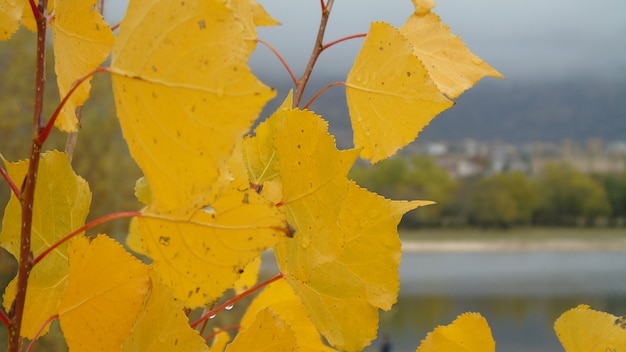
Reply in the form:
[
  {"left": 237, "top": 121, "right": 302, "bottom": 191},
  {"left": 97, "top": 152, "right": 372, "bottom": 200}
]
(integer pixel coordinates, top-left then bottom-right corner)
[
  {"left": 346, "top": 22, "right": 453, "bottom": 162},
  {"left": 400, "top": 5, "right": 503, "bottom": 99}
]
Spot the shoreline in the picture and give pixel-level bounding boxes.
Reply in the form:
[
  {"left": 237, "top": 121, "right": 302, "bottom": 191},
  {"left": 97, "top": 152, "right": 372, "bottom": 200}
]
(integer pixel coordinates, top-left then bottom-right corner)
[{"left": 401, "top": 238, "right": 626, "bottom": 253}]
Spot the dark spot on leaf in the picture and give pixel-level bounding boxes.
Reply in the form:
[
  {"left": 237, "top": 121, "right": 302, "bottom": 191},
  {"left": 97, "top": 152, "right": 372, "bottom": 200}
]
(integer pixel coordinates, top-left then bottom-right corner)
[
  {"left": 238, "top": 268, "right": 244, "bottom": 274},
  {"left": 242, "top": 193, "right": 249, "bottom": 204},
  {"left": 159, "top": 236, "right": 170, "bottom": 246},
  {"left": 251, "top": 183, "right": 264, "bottom": 194},
  {"left": 286, "top": 223, "right": 296, "bottom": 238},
  {"left": 407, "top": 71, "right": 411, "bottom": 77},
  {"left": 152, "top": 66, "right": 157, "bottom": 72}
]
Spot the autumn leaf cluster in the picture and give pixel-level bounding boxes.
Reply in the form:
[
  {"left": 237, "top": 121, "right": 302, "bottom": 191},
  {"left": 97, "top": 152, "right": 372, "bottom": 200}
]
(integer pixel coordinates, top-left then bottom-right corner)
[{"left": 1, "top": 0, "right": 624, "bottom": 351}]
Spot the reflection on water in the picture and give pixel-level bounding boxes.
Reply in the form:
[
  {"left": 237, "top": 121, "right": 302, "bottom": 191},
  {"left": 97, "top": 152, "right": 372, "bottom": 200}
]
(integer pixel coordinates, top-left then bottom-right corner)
[{"left": 365, "top": 251, "right": 626, "bottom": 352}]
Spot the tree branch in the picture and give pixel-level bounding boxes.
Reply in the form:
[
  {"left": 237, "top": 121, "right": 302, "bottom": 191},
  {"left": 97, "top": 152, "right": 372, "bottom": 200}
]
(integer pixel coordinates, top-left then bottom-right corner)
[{"left": 293, "top": 0, "right": 335, "bottom": 107}]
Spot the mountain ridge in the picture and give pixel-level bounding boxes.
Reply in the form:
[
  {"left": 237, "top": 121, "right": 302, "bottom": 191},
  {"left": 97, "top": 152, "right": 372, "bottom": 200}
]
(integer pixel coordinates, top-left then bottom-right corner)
[{"left": 258, "top": 76, "right": 626, "bottom": 149}]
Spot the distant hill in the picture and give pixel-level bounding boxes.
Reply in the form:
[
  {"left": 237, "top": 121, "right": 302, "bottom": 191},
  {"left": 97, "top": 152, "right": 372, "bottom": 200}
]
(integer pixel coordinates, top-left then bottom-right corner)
[{"left": 258, "top": 76, "right": 626, "bottom": 148}]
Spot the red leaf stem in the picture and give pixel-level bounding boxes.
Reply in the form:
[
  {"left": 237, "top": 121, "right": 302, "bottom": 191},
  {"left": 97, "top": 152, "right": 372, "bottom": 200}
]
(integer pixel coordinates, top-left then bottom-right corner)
[
  {"left": 256, "top": 39, "right": 297, "bottom": 86},
  {"left": 25, "top": 314, "right": 58, "bottom": 352},
  {"left": 32, "top": 211, "right": 141, "bottom": 266},
  {"left": 37, "top": 66, "right": 109, "bottom": 145},
  {"left": 0, "top": 165, "right": 20, "bottom": 198},
  {"left": 27, "top": 0, "right": 41, "bottom": 23},
  {"left": 0, "top": 310, "right": 9, "bottom": 327},
  {"left": 303, "top": 81, "right": 346, "bottom": 110},
  {"left": 204, "top": 324, "right": 240, "bottom": 341},
  {"left": 190, "top": 273, "right": 284, "bottom": 328},
  {"left": 323, "top": 33, "right": 366, "bottom": 50}
]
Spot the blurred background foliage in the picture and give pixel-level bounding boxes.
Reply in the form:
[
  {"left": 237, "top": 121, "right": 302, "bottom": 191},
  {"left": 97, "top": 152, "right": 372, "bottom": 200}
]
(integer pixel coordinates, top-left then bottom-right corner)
[
  {"left": 350, "top": 155, "right": 626, "bottom": 228},
  {"left": 0, "top": 28, "right": 142, "bottom": 241}
]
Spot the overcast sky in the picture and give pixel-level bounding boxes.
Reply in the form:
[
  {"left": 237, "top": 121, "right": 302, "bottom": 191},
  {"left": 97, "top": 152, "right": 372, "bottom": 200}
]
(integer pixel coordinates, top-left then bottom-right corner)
[{"left": 104, "top": 0, "right": 626, "bottom": 82}]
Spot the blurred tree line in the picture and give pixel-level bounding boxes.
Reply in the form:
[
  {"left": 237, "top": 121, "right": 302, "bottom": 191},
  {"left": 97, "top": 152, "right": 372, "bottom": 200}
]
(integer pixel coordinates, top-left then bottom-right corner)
[
  {"left": 0, "top": 29, "right": 142, "bottom": 240},
  {"left": 350, "top": 155, "right": 626, "bottom": 228}
]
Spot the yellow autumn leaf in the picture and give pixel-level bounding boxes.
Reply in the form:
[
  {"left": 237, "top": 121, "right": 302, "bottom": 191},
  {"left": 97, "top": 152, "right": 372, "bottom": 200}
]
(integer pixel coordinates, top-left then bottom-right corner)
[
  {"left": 19, "top": 0, "right": 52, "bottom": 32},
  {"left": 126, "top": 216, "right": 146, "bottom": 256},
  {"left": 400, "top": 4, "right": 503, "bottom": 99},
  {"left": 250, "top": 0, "right": 280, "bottom": 26},
  {"left": 412, "top": 0, "right": 436, "bottom": 15},
  {"left": 134, "top": 176, "right": 151, "bottom": 206},
  {"left": 280, "top": 183, "right": 425, "bottom": 350},
  {"left": 123, "top": 269, "right": 209, "bottom": 352},
  {"left": 416, "top": 312, "right": 495, "bottom": 352},
  {"left": 226, "top": 307, "right": 298, "bottom": 352},
  {"left": 554, "top": 304, "right": 626, "bottom": 352},
  {"left": 110, "top": 0, "right": 275, "bottom": 216},
  {"left": 244, "top": 108, "right": 427, "bottom": 350},
  {"left": 273, "top": 110, "right": 361, "bottom": 280},
  {"left": 241, "top": 279, "right": 336, "bottom": 351},
  {"left": 137, "top": 184, "right": 284, "bottom": 308},
  {"left": 51, "top": 0, "right": 114, "bottom": 132},
  {"left": 0, "top": 151, "right": 91, "bottom": 339},
  {"left": 233, "top": 255, "right": 261, "bottom": 294},
  {"left": 208, "top": 330, "right": 231, "bottom": 352},
  {"left": 224, "top": 0, "right": 261, "bottom": 54},
  {"left": 0, "top": 0, "right": 23, "bottom": 40},
  {"left": 59, "top": 235, "right": 150, "bottom": 352},
  {"left": 346, "top": 21, "right": 453, "bottom": 163},
  {"left": 243, "top": 91, "right": 293, "bottom": 187}
]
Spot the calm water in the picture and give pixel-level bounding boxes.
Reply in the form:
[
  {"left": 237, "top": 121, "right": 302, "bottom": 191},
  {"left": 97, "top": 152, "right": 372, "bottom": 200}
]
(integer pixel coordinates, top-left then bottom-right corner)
[{"left": 365, "top": 251, "right": 626, "bottom": 352}]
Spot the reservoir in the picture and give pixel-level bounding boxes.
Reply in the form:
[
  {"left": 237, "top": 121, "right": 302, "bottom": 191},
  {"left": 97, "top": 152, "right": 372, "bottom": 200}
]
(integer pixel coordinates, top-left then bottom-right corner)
[{"left": 365, "top": 249, "right": 626, "bottom": 352}]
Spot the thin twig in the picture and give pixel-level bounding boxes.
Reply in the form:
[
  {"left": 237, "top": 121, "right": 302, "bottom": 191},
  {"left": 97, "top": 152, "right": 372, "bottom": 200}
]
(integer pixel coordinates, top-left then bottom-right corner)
[
  {"left": 0, "top": 310, "right": 9, "bottom": 327},
  {"left": 257, "top": 39, "right": 297, "bottom": 86},
  {"left": 64, "top": 106, "right": 83, "bottom": 162},
  {"left": 190, "top": 273, "right": 284, "bottom": 328},
  {"left": 303, "top": 81, "right": 346, "bottom": 110},
  {"left": 37, "top": 67, "right": 108, "bottom": 146},
  {"left": 293, "top": 0, "right": 335, "bottom": 107},
  {"left": 204, "top": 324, "right": 240, "bottom": 341},
  {"left": 27, "top": 0, "right": 41, "bottom": 23},
  {"left": 0, "top": 166, "right": 20, "bottom": 198},
  {"left": 323, "top": 33, "right": 366, "bottom": 50},
  {"left": 32, "top": 211, "right": 141, "bottom": 266},
  {"left": 25, "top": 314, "right": 58, "bottom": 352}
]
